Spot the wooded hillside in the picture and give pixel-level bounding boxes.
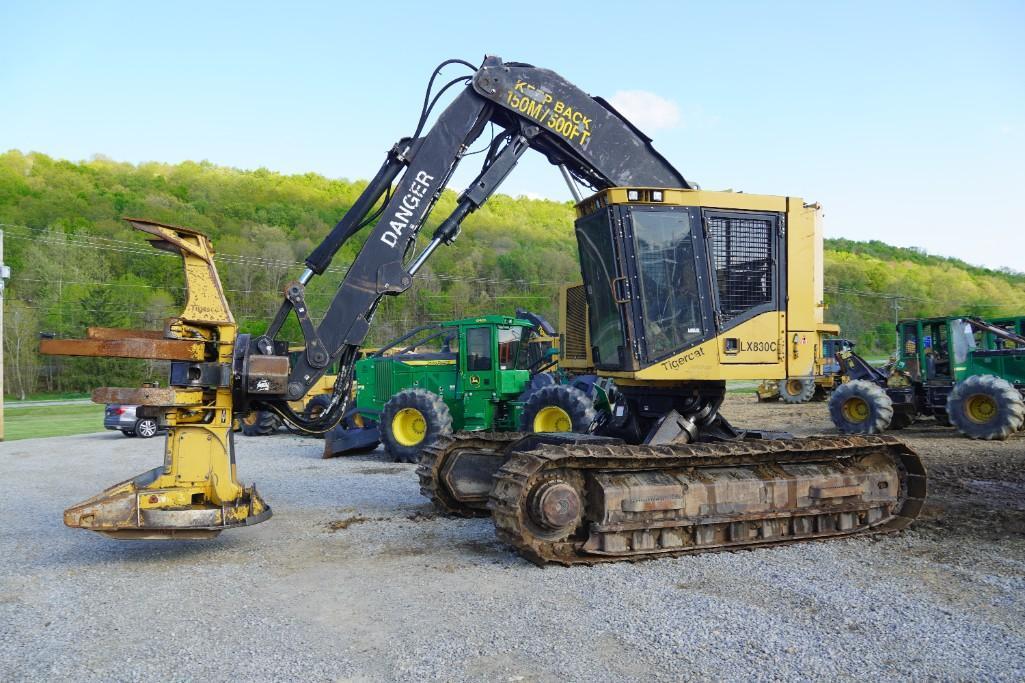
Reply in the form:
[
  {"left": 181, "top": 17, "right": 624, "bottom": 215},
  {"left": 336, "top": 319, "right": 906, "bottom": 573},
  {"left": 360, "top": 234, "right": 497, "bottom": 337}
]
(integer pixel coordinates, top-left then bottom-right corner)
[{"left": 1, "top": 151, "right": 1022, "bottom": 396}]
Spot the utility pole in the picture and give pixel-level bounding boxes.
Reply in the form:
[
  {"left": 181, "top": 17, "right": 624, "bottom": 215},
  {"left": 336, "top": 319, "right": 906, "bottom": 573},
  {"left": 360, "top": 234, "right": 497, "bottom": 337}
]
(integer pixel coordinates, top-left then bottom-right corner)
[
  {"left": 0, "top": 230, "right": 9, "bottom": 441},
  {"left": 892, "top": 296, "right": 901, "bottom": 358}
]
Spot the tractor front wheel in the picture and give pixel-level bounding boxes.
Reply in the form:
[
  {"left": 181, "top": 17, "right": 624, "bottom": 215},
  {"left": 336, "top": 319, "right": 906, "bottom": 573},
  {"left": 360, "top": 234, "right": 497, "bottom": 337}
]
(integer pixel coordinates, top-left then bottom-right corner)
[
  {"left": 778, "top": 377, "right": 816, "bottom": 404},
  {"left": 828, "top": 380, "right": 893, "bottom": 434},
  {"left": 380, "top": 389, "right": 452, "bottom": 463},
  {"left": 300, "top": 395, "right": 333, "bottom": 439},
  {"left": 947, "top": 375, "right": 1025, "bottom": 440},
  {"left": 521, "top": 385, "right": 595, "bottom": 433},
  {"left": 241, "top": 410, "right": 281, "bottom": 436}
]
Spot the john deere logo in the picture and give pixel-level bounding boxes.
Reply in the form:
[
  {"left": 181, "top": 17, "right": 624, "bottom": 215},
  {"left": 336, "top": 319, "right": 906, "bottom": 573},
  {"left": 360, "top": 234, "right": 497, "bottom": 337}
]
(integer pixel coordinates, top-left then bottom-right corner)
[{"left": 469, "top": 376, "right": 481, "bottom": 386}]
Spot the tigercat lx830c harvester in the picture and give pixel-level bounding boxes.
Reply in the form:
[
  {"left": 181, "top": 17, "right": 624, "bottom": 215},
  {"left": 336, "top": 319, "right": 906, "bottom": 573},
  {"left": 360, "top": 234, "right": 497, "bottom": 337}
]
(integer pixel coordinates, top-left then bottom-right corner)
[{"left": 42, "top": 56, "right": 924, "bottom": 565}]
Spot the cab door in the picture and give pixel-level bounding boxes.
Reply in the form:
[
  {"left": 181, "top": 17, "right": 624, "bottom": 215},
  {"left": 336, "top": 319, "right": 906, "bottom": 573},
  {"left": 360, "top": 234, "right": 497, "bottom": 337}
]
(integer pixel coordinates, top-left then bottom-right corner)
[{"left": 460, "top": 326, "right": 496, "bottom": 429}]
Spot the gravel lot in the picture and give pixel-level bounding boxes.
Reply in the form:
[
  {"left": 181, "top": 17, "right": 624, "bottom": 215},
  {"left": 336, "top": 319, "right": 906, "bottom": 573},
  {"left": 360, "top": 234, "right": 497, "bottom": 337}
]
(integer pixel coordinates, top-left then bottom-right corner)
[{"left": 2, "top": 395, "right": 1024, "bottom": 681}]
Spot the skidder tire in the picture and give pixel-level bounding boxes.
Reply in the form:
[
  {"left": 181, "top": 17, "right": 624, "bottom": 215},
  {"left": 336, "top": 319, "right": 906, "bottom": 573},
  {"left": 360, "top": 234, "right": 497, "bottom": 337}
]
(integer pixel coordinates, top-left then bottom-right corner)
[
  {"left": 304, "top": 395, "right": 332, "bottom": 421},
  {"left": 829, "top": 380, "right": 893, "bottom": 434},
  {"left": 381, "top": 389, "right": 452, "bottom": 463},
  {"left": 301, "top": 395, "right": 333, "bottom": 439},
  {"left": 241, "top": 410, "right": 281, "bottom": 436},
  {"left": 517, "top": 373, "right": 557, "bottom": 403},
  {"left": 778, "top": 377, "right": 816, "bottom": 404},
  {"left": 947, "top": 374, "right": 1025, "bottom": 440},
  {"left": 521, "top": 385, "right": 595, "bottom": 433}
]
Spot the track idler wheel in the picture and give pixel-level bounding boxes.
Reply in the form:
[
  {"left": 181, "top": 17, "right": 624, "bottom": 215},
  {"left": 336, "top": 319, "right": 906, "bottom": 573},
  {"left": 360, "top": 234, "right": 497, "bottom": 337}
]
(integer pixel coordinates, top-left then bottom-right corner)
[{"left": 528, "top": 480, "right": 582, "bottom": 536}]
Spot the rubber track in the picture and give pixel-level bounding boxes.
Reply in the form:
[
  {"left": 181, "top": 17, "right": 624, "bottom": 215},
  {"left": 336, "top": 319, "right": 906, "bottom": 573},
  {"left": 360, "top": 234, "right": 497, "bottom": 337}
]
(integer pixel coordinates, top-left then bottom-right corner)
[
  {"left": 417, "top": 431, "right": 528, "bottom": 517},
  {"left": 488, "top": 435, "right": 926, "bottom": 566}
]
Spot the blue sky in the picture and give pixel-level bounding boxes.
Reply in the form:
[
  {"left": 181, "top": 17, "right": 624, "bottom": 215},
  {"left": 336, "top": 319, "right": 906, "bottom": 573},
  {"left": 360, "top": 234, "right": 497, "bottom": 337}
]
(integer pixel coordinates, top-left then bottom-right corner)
[{"left": 1, "top": 1, "right": 1022, "bottom": 270}]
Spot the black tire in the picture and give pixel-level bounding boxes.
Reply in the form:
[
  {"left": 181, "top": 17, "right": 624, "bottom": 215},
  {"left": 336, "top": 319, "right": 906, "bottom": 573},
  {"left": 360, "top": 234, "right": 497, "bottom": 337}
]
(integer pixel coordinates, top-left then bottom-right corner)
[
  {"left": 302, "top": 395, "right": 333, "bottom": 439},
  {"left": 778, "top": 377, "right": 816, "bottom": 404},
  {"left": 241, "top": 410, "right": 281, "bottom": 436},
  {"left": 516, "top": 373, "right": 557, "bottom": 403},
  {"left": 946, "top": 375, "right": 1025, "bottom": 440},
  {"left": 521, "top": 385, "right": 595, "bottom": 433},
  {"left": 828, "top": 380, "right": 893, "bottom": 434},
  {"left": 134, "top": 418, "right": 159, "bottom": 439},
  {"left": 380, "top": 389, "right": 452, "bottom": 463}
]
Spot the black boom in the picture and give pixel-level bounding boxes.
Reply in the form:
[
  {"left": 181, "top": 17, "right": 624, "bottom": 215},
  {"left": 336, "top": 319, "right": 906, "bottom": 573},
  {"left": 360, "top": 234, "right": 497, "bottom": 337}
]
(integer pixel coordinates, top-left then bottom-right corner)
[{"left": 251, "top": 56, "right": 689, "bottom": 430}]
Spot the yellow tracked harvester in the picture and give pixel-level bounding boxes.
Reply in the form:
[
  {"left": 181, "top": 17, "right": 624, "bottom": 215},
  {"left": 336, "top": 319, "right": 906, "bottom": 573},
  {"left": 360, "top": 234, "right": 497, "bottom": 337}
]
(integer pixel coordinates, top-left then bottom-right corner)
[{"left": 41, "top": 55, "right": 925, "bottom": 562}]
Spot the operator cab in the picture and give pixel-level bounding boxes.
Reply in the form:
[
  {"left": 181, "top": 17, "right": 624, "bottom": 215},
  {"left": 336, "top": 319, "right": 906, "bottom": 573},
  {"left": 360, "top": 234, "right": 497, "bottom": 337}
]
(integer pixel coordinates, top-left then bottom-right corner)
[{"left": 572, "top": 188, "right": 785, "bottom": 374}]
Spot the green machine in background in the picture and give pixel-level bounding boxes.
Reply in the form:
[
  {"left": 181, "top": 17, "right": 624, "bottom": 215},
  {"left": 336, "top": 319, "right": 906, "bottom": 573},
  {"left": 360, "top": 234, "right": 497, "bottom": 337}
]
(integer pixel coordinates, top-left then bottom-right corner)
[
  {"left": 830, "top": 315, "right": 1025, "bottom": 439},
  {"left": 325, "top": 313, "right": 595, "bottom": 462}
]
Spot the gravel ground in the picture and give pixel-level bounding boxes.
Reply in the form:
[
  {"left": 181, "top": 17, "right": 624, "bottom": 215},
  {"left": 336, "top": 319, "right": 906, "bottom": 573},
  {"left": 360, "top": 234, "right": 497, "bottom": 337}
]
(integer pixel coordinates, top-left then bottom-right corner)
[{"left": 2, "top": 395, "right": 1024, "bottom": 681}]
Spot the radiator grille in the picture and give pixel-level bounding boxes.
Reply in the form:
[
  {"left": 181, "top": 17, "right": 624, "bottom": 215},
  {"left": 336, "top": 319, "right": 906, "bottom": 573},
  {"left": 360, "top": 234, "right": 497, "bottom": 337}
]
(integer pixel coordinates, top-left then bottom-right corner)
[
  {"left": 563, "top": 285, "right": 588, "bottom": 360},
  {"left": 375, "top": 361, "right": 393, "bottom": 398},
  {"left": 707, "top": 216, "right": 774, "bottom": 320}
]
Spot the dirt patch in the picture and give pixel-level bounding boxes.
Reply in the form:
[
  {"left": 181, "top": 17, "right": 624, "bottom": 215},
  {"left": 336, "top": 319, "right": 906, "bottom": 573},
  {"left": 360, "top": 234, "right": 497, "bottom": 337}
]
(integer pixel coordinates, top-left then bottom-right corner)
[
  {"left": 325, "top": 515, "right": 386, "bottom": 531},
  {"left": 406, "top": 510, "right": 438, "bottom": 523}
]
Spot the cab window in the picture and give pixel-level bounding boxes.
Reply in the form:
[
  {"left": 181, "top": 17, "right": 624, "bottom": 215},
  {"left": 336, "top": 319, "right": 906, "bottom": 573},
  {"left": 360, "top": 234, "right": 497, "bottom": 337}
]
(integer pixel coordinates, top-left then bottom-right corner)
[
  {"left": 630, "top": 208, "right": 704, "bottom": 360},
  {"left": 497, "top": 327, "right": 525, "bottom": 370},
  {"left": 466, "top": 327, "right": 492, "bottom": 371}
]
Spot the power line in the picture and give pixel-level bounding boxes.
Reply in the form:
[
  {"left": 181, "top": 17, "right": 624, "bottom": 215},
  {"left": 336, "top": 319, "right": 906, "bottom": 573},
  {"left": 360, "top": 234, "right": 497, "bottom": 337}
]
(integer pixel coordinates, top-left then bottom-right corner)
[{"left": 0, "top": 223, "right": 571, "bottom": 287}]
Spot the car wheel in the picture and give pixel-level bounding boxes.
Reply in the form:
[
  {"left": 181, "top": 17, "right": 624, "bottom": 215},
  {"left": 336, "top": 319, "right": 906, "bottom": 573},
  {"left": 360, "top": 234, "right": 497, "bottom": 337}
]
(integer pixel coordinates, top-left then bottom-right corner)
[{"left": 134, "top": 418, "right": 159, "bottom": 439}]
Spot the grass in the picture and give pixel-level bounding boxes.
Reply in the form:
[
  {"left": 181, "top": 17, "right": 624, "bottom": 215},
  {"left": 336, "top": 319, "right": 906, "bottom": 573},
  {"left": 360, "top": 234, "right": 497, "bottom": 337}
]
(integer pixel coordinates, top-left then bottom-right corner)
[
  {"left": 7, "top": 391, "right": 91, "bottom": 402},
  {"left": 3, "top": 403, "right": 106, "bottom": 441}
]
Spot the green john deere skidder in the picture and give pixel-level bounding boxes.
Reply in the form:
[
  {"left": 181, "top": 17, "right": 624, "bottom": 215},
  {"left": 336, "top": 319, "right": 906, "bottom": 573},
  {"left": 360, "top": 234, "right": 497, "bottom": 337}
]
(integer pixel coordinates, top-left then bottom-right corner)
[
  {"left": 830, "top": 315, "right": 1025, "bottom": 439},
  {"left": 324, "top": 312, "right": 598, "bottom": 461}
]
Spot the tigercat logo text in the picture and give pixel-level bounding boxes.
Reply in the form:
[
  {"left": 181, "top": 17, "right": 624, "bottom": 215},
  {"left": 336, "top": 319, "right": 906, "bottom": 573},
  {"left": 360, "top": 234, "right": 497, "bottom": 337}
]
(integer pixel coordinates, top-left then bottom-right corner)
[
  {"left": 661, "top": 347, "right": 705, "bottom": 371},
  {"left": 380, "top": 170, "right": 435, "bottom": 247}
]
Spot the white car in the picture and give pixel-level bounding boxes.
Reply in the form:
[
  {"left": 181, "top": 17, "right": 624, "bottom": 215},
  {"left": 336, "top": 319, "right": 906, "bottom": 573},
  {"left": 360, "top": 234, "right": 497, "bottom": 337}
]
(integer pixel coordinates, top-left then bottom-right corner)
[{"left": 104, "top": 404, "right": 161, "bottom": 438}]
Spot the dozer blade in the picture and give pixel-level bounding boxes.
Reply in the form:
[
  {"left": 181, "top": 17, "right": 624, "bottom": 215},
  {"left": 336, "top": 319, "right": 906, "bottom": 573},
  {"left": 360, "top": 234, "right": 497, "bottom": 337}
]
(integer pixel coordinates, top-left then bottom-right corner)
[
  {"left": 42, "top": 219, "right": 272, "bottom": 539},
  {"left": 322, "top": 417, "right": 381, "bottom": 459}
]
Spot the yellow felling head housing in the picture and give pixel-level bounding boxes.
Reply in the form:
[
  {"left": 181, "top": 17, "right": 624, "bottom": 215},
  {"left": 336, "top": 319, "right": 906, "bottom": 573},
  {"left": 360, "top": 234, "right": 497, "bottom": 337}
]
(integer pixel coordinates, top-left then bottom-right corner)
[{"left": 559, "top": 187, "right": 834, "bottom": 384}]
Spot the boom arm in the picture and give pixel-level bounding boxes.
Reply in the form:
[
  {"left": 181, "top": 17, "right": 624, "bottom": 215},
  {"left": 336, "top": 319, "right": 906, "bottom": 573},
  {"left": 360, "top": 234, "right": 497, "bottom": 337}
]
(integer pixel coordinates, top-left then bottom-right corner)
[{"left": 252, "top": 56, "right": 689, "bottom": 427}]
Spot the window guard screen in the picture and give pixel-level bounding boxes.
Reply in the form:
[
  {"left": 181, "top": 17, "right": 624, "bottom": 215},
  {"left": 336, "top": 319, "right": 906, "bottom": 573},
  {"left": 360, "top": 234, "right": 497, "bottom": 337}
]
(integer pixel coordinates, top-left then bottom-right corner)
[{"left": 706, "top": 214, "right": 775, "bottom": 321}]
